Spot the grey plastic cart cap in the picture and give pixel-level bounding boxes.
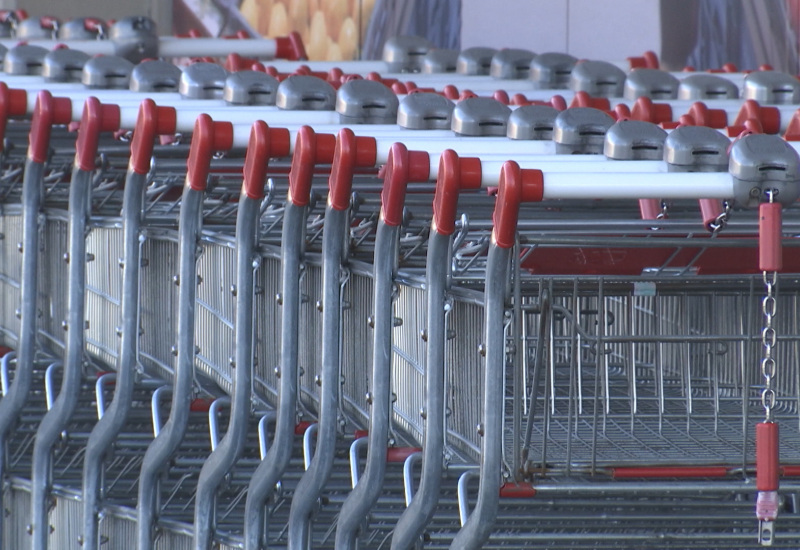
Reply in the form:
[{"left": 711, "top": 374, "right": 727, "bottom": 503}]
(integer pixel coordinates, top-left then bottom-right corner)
[
  {"left": 743, "top": 71, "right": 800, "bottom": 105},
  {"left": 337, "top": 79, "right": 399, "bottom": 124},
  {"left": 397, "top": 92, "right": 454, "bottom": 129},
  {"left": 452, "top": 97, "right": 511, "bottom": 136},
  {"left": 553, "top": 107, "right": 615, "bottom": 154},
  {"left": 59, "top": 18, "right": 106, "bottom": 40},
  {"left": 129, "top": 60, "right": 182, "bottom": 93},
  {"left": 604, "top": 120, "right": 667, "bottom": 160},
  {"left": 382, "top": 36, "right": 432, "bottom": 73},
  {"left": 664, "top": 126, "right": 731, "bottom": 172},
  {"left": 530, "top": 52, "right": 577, "bottom": 90},
  {"left": 456, "top": 47, "right": 497, "bottom": 75},
  {"left": 15, "top": 17, "right": 54, "bottom": 39},
  {"left": 569, "top": 60, "right": 627, "bottom": 98},
  {"left": 624, "top": 68, "right": 679, "bottom": 100},
  {"left": 82, "top": 56, "right": 134, "bottom": 89},
  {"left": 180, "top": 62, "right": 228, "bottom": 100},
  {"left": 489, "top": 48, "right": 535, "bottom": 80},
  {"left": 422, "top": 49, "right": 459, "bottom": 74},
  {"left": 730, "top": 134, "right": 800, "bottom": 207},
  {"left": 276, "top": 75, "right": 336, "bottom": 110},
  {"left": 108, "top": 16, "right": 159, "bottom": 63},
  {"left": 507, "top": 105, "right": 559, "bottom": 140},
  {"left": 224, "top": 71, "right": 279, "bottom": 105},
  {"left": 4, "top": 44, "right": 48, "bottom": 76},
  {"left": 677, "top": 74, "right": 740, "bottom": 100},
  {"left": 42, "top": 49, "right": 90, "bottom": 83}
]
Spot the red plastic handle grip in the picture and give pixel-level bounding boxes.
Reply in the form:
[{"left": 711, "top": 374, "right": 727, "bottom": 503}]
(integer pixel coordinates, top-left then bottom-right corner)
[
  {"left": 328, "top": 128, "right": 377, "bottom": 211},
  {"left": 242, "top": 122, "right": 290, "bottom": 200},
  {"left": 386, "top": 447, "right": 422, "bottom": 463},
  {"left": 76, "top": 97, "right": 120, "bottom": 171},
  {"left": 499, "top": 482, "right": 536, "bottom": 498},
  {"left": 699, "top": 199, "right": 725, "bottom": 232},
  {"left": 734, "top": 99, "right": 780, "bottom": 135},
  {"left": 275, "top": 31, "right": 308, "bottom": 61},
  {"left": 432, "top": 150, "right": 482, "bottom": 236},
  {"left": 759, "top": 202, "right": 783, "bottom": 272},
  {"left": 288, "top": 127, "right": 336, "bottom": 207},
  {"left": 130, "top": 99, "right": 177, "bottom": 175},
  {"left": 638, "top": 199, "right": 662, "bottom": 220},
  {"left": 186, "top": 114, "right": 234, "bottom": 192},
  {"left": 29, "top": 91, "right": 72, "bottom": 163},
  {"left": 631, "top": 97, "right": 673, "bottom": 125},
  {"left": 687, "top": 101, "right": 728, "bottom": 128},
  {"left": 493, "top": 162, "right": 544, "bottom": 249},
  {"left": 0, "top": 84, "right": 28, "bottom": 153},
  {"left": 757, "top": 421, "right": 780, "bottom": 492},
  {"left": 569, "top": 91, "right": 610, "bottom": 111},
  {"left": 380, "top": 143, "right": 430, "bottom": 227}
]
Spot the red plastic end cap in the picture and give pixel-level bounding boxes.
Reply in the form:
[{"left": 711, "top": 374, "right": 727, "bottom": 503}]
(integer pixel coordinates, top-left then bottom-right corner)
[
  {"left": 294, "top": 421, "right": 313, "bottom": 435},
  {"left": 442, "top": 85, "right": 459, "bottom": 100},
  {"left": 366, "top": 71, "right": 382, "bottom": 81},
  {"left": 722, "top": 62, "right": 738, "bottom": 73},
  {"left": 29, "top": 91, "right": 72, "bottom": 163},
  {"left": 627, "top": 55, "right": 647, "bottom": 70},
  {"left": 493, "top": 162, "right": 543, "bottom": 249},
  {"left": 76, "top": 98, "right": 120, "bottom": 171},
  {"left": 355, "top": 135, "right": 377, "bottom": 168},
  {"left": 614, "top": 103, "right": 631, "bottom": 121},
  {"left": 631, "top": 96, "right": 673, "bottom": 124},
  {"left": 186, "top": 115, "right": 234, "bottom": 192},
  {"left": 760, "top": 64, "right": 774, "bottom": 71},
  {"left": 510, "top": 93, "right": 528, "bottom": 106},
  {"left": 734, "top": 100, "right": 780, "bottom": 134},
  {"left": 677, "top": 114, "right": 696, "bottom": 127},
  {"left": 130, "top": 100, "right": 177, "bottom": 175},
  {"left": 644, "top": 50, "right": 659, "bottom": 69},
  {"left": 432, "top": 150, "right": 482, "bottom": 236},
  {"left": 391, "top": 82, "right": 408, "bottom": 94},
  {"left": 549, "top": 95, "right": 567, "bottom": 111},
  {"left": 756, "top": 421, "right": 780, "bottom": 492},
  {"left": 243, "top": 121, "right": 271, "bottom": 200},
  {"left": 459, "top": 89, "right": 478, "bottom": 101},
  {"left": 276, "top": 31, "right": 308, "bottom": 61},
  {"left": 0, "top": 346, "right": 13, "bottom": 357},
  {"left": 0, "top": 84, "right": 28, "bottom": 153},
  {"left": 190, "top": 398, "right": 213, "bottom": 412},
  {"left": 569, "top": 91, "right": 610, "bottom": 111},
  {"left": 225, "top": 53, "right": 243, "bottom": 72},
  {"left": 328, "top": 67, "right": 344, "bottom": 83},
  {"left": 288, "top": 126, "right": 317, "bottom": 207},
  {"left": 688, "top": 102, "right": 727, "bottom": 128},
  {"left": 499, "top": 482, "right": 536, "bottom": 499},
  {"left": 381, "top": 143, "right": 430, "bottom": 227},
  {"left": 759, "top": 202, "right": 783, "bottom": 272},
  {"left": 387, "top": 447, "right": 422, "bottom": 463},
  {"left": 328, "top": 128, "right": 359, "bottom": 211},
  {"left": 783, "top": 109, "right": 800, "bottom": 141},
  {"left": 493, "top": 90, "right": 510, "bottom": 105}
]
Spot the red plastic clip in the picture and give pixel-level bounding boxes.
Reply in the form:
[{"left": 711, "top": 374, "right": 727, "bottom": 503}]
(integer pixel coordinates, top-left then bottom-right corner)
[
  {"left": 432, "top": 150, "right": 482, "bottom": 236},
  {"left": 493, "top": 161, "right": 544, "bottom": 249},
  {"left": 381, "top": 143, "right": 430, "bottom": 227},
  {"left": 242, "top": 121, "right": 291, "bottom": 200},
  {"left": 186, "top": 114, "right": 234, "bottom": 192}
]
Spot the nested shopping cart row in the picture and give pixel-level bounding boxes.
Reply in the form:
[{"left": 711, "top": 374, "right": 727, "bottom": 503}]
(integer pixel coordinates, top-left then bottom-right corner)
[{"left": 2, "top": 34, "right": 800, "bottom": 550}]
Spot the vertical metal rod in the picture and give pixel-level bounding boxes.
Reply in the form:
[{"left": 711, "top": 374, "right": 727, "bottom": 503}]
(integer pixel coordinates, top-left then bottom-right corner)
[
  {"left": 31, "top": 166, "right": 92, "bottom": 550},
  {"left": 0, "top": 159, "right": 44, "bottom": 547},
  {"left": 287, "top": 205, "right": 347, "bottom": 550},
  {"left": 449, "top": 243, "right": 511, "bottom": 550},
  {"left": 81, "top": 170, "right": 146, "bottom": 550},
  {"left": 243, "top": 201, "right": 306, "bottom": 550},
  {"left": 136, "top": 185, "right": 203, "bottom": 550},
  {"left": 194, "top": 193, "right": 259, "bottom": 550},
  {"left": 391, "top": 230, "right": 450, "bottom": 550},
  {"left": 336, "top": 221, "right": 399, "bottom": 548}
]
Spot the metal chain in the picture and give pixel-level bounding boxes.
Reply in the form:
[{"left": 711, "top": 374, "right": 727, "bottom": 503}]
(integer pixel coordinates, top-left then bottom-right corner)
[
  {"left": 761, "top": 270, "right": 777, "bottom": 421},
  {"left": 761, "top": 190, "right": 778, "bottom": 422}
]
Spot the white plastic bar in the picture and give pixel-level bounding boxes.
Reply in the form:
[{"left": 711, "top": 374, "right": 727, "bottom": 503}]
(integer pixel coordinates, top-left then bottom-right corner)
[
  {"left": 537, "top": 171, "right": 734, "bottom": 199},
  {"left": 0, "top": 39, "right": 117, "bottom": 55}
]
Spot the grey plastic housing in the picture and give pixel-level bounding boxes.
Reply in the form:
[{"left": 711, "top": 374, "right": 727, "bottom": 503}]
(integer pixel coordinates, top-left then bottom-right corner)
[
  {"left": 224, "top": 71, "right": 279, "bottom": 105},
  {"left": 129, "top": 60, "right": 182, "bottom": 93},
  {"left": 422, "top": 49, "right": 459, "bottom": 74},
  {"left": 58, "top": 18, "right": 106, "bottom": 40},
  {"left": 553, "top": 107, "right": 615, "bottom": 154},
  {"left": 742, "top": 71, "right": 800, "bottom": 105},
  {"left": 179, "top": 62, "right": 228, "bottom": 100},
  {"left": 729, "top": 134, "right": 800, "bottom": 207},
  {"left": 82, "top": 56, "right": 135, "bottom": 89},
  {"left": 3, "top": 44, "right": 48, "bottom": 75},
  {"left": 276, "top": 75, "right": 336, "bottom": 111},
  {"left": 382, "top": 36, "right": 432, "bottom": 73},
  {"left": 397, "top": 93, "right": 454, "bottom": 129},
  {"left": 569, "top": 60, "right": 627, "bottom": 98},
  {"left": 42, "top": 49, "right": 90, "bottom": 83},
  {"left": 337, "top": 79, "right": 399, "bottom": 124},
  {"left": 451, "top": 97, "right": 512, "bottom": 137},
  {"left": 530, "top": 52, "right": 577, "bottom": 89},
  {"left": 15, "top": 17, "right": 54, "bottom": 39},
  {"left": 456, "top": 47, "right": 497, "bottom": 75},
  {"left": 664, "top": 126, "right": 731, "bottom": 172},
  {"left": 677, "top": 74, "right": 740, "bottom": 100},
  {"left": 507, "top": 105, "right": 559, "bottom": 140},
  {"left": 489, "top": 48, "right": 535, "bottom": 80},
  {"left": 623, "top": 68, "right": 680, "bottom": 100},
  {"left": 108, "top": 16, "right": 159, "bottom": 63},
  {"left": 604, "top": 120, "right": 668, "bottom": 160}
]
